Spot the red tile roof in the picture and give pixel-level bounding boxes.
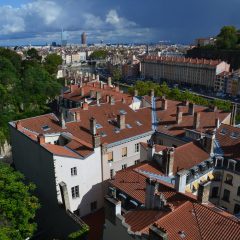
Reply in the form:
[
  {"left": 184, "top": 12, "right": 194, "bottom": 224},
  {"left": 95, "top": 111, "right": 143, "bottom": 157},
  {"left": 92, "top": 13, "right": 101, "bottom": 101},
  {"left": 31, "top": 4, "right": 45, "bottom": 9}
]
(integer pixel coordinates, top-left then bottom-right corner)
[
  {"left": 216, "top": 124, "right": 240, "bottom": 160},
  {"left": 143, "top": 56, "right": 222, "bottom": 66},
  {"left": 155, "top": 201, "right": 240, "bottom": 240}
]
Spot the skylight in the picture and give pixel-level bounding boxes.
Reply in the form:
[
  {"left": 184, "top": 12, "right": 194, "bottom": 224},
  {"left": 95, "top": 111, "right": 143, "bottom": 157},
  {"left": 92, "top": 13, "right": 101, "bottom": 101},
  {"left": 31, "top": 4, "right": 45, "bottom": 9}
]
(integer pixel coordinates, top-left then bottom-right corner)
[
  {"left": 114, "top": 127, "right": 120, "bottom": 133},
  {"left": 119, "top": 109, "right": 127, "bottom": 115},
  {"left": 230, "top": 132, "right": 239, "bottom": 139},
  {"left": 220, "top": 128, "right": 227, "bottom": 135},
  {"left": 126, "top": 124, "right": 132, "bottom": 129},
  {"left": 136, "top": 121, "right": 142, "bottom": 126},
  {"left": 100, "top": 131, "right": 107, "bottom": 137},
  {"left": 42, "top": 125, "right": 50, "bottom": 131},
  {"left": 96, "top": 123, "right": 103, "bottom": 129}
]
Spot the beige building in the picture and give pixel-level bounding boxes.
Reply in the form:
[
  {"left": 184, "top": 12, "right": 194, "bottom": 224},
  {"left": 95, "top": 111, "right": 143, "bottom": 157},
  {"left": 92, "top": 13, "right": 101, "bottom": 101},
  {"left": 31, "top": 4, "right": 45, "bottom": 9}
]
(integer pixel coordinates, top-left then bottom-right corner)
[{"left": 141, "top": 56, "right": 230, "bottom": 89}]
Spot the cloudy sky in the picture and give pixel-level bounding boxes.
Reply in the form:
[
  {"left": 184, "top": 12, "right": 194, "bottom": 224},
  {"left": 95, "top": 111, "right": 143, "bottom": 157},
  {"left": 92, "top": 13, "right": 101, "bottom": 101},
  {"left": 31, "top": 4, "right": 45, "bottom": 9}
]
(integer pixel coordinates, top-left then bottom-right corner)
[{"left": 0, "top": 0, "right": 240, "bottom": 45}]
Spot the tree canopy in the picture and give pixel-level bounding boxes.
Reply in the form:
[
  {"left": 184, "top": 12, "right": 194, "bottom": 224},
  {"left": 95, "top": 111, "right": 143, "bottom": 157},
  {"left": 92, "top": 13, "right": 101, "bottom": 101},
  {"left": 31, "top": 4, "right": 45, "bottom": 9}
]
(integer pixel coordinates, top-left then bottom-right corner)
[
  {"left": 89, "top": 50, "right": 108, "bottom": 60},
  {"left": 0, "top": 48, "right": 62, "bottom": 145},
  {"left": 0, "top": 162, "right": 40, "bottom": 240},
  {"left": 44, "top": 53, "right": 62, "bottom": 75}
]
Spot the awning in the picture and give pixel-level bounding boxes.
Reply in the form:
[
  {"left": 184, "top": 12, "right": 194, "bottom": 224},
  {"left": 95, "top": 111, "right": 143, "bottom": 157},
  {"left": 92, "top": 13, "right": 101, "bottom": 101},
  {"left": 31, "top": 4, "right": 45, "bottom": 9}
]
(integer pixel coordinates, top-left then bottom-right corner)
[
  {"left": 192, "top": 182, "right": 199, "bottom": 190},
  {"left": 208, "top": 173, "right": 214, "bottom": 180},
  {"left": 185, "top": 185, "right": 192, "bottom": 193},
  {"left": 119, "top": 193, "right": 127, "bottom": 199}
]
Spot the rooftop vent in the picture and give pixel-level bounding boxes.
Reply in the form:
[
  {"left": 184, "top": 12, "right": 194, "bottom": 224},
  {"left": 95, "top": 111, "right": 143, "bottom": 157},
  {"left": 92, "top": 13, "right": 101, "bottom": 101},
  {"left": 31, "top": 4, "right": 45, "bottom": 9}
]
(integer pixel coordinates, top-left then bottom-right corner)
[
  {"left": 100, "top": 131, "right": 107, "bottom": 137},
  {"left": 178, "top": 231, "right": 186, "bottom": 238},
  {"left": 136, "top": 121, "right": 142, "bottom": 126},
  {"left": 119, "top": 109, "right": 127, "bottom": 115},
  {"left": 126, "top": 124, "right": 132, "bottom": 129},
  {"left": 220, "top": 128, "right": 227, "bottom": 135},
  {"left": 114, "top": 127, "right": 120, "bottom": 133},
  {"left": 42, "top": 125, "right": 51, "bottom": 131}
]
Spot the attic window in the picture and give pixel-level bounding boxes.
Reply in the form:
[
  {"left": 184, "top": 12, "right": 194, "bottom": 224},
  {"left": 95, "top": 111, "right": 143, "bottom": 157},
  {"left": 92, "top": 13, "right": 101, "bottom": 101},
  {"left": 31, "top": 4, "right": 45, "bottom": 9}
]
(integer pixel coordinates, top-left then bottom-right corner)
[
  {"left": 100, "top": 131, "right": 107, "bottom": 137},
  {"left": 42, "top": 125, "right": 50, "bottom": 131},
  {"left": 126, "top": 124, "right": 132, "bottom": 129},
  {"left": 220, "top": 128, "right": 227, "bottom": 135},
  {"left": 119, "top": 109, "right": 127, "bottom": 115},
  {"left": 136, "top": 121, "right": 142, "bottom": 126},
  {"left": 96, "top": 123, "right": 103, "bottom": 129},
  {"left": 230, "top": 132, "right": 239, "bottom": 139}
]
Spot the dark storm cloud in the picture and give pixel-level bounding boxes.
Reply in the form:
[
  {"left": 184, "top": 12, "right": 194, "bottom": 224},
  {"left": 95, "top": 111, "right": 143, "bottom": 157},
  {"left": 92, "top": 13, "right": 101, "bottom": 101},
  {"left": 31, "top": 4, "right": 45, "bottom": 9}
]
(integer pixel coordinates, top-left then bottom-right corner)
[{"left": 0, "top": 0, "right": 239, "bottom": 44}]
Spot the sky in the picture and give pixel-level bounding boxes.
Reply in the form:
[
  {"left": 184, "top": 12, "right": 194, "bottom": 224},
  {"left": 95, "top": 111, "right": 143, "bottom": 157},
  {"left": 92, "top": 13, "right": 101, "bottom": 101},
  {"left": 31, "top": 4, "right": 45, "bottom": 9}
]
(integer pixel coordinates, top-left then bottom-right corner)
[{"left": 0, "top": 0, "right": 240, "bottom": 46}]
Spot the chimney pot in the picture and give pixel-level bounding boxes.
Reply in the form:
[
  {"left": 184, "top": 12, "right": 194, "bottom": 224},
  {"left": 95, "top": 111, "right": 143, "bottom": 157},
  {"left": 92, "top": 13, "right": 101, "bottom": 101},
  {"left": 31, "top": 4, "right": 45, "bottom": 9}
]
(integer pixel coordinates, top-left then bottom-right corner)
[
  {"left": 107, "top": 77, "right": 112, "bottom": 86},
  {"left": 176, "top": 106, "right": 183, "bottom": 124},
  {"left": 194, "top": 112, "right": 200, "bottom": 129},
  {"left": 117, "top": 114, "right": 125, "bottom": 130},
  {"left": 37, "top": 134, "right": 45, "bottom": 144},
  {"left": 188, "top": 102, "right": 195, "bottom": 115},
  {"left": 90, "top": 117, "right": 97, "bottom": 135},
  {"left": 75, "top": 112, "right": 80, "bottom": 122},
  {"left": 82, "top": 102, "right": 88, "bottom": 110}
]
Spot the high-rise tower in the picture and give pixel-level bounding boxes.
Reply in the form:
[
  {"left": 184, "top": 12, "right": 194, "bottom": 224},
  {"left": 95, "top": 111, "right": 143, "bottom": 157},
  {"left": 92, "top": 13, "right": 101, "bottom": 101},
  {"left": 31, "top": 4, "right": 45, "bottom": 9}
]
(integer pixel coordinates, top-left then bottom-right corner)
[{"left": 81, "top": 32, "right": 87, "bottom": 46}]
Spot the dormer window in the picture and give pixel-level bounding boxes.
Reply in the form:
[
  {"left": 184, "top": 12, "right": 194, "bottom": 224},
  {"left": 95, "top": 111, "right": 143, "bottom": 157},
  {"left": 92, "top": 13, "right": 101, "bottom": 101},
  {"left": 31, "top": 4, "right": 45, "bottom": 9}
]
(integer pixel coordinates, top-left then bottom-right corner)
[
  {"left": 228, "top": 159, "right": 236, "bottom": 171},
  {"left": 215, "top": 157, "right": 223, "bottom": 168}
]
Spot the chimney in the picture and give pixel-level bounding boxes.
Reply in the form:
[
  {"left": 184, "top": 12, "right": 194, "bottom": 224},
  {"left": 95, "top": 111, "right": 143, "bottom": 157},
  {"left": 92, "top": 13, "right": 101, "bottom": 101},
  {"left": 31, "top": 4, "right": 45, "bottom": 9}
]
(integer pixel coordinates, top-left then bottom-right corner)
[
  {"left": 92, "top": 74, "right": 95, "bottom": 80},
  {"left": 188, "top": 102, "right": 195, "bottom": 115},
  {"left": 100, "top": 81, "right": 103, "bottom": 89},
  {"left": 134, "top": 89, "right": 138, "bottom": 97},
  {"left": 80, "top": 87, "right": 84, "bottom": 96},
  {"left": 82, "top": 102, "right": 88, "bottom": 110},
  {"left": 115, "top": 85, "right": 120, "bottom": 92},
  {"left": 110, "top": 96, "right": 115, "bottom": 105},
  {"left": 92, "top": 134, "right": 101, "bottom": 148},
  {"left": 183, "top": 100, "right": 189, "bottom": 106},
  {"left": 150, "top": 89, "right": 155, "bottom": 98},
  {"left": 15, "top": 121, "right": 23, "bottom": 131},
  {"left": 60, "top": 111, "right": 66, "bottom": 129},
  {"left": 149, "top": 225, "right": 168, "bottom": 240},
  {"left": 106, "top": 95, "right": 110, "bottom": 103},
  {"left": 121, "top": 97, "right": 126, "bottom": 104},
  {"left": 145, "top": 178, "right": 159, "bottom": 209},
  {"left": 74, "top": 112, "right": 80, "bottom": 122},
  {"left": 194, "top": 112, "right": 200, "bottom": 129},
  {"left": 162, "top": 98, "right": 167, "bottom": 110},
  {"left": 107, "top": 77, "right": 112, "bottom": 86},
  {"left": 90, "top": 117, "right": 96, "bottom": 135},
  {"left": 103, "top": 84, "right": 107, "bottom": 89},
  {"left": 96, "top": 75, "right": 100, "bottom": 81},
  {"left": 37, "top": 134, "right": 45, "bottom": 144},
  {"left": 215, "top": 118, "right": 220, "bottom": 128},
  {"left": 90, "top": 90, "right": 95, "bottom": 98},
  {"left": 197, "top": 181, "right": 211, "bottom": 204},
  {"left": 231, "top": 103, "right": 237, "bottom": 126},
  {"left": 176, "top": 106, "right": 183, "bottom": 124},
  {"left": 96, "top": 91, "right": 101, "bottom": 103},
  {"left": 175, "top": 170, "right": 188, "bottom": 193},
  {"left": 162, "top": 148, "right": 174, "bottom": 176},
  {"left": 204, "top": 130, "right": 215, "bottom": 155},
  {"left": 117, "top": 114, "right": 125, "bottom": 130}
]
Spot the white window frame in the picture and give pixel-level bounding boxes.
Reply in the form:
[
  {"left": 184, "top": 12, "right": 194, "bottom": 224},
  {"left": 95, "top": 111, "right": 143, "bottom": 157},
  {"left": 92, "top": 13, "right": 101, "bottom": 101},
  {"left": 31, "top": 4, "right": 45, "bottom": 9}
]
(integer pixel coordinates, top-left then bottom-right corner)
[
  {"left": 71, "top": 186, "right": 79, "bottom": 199},
  {"left": 71, "top": 167, "right": 77, "bottom": 176},
  {"left": 135, "top": 143, "right": 140, "bottom": 153}
]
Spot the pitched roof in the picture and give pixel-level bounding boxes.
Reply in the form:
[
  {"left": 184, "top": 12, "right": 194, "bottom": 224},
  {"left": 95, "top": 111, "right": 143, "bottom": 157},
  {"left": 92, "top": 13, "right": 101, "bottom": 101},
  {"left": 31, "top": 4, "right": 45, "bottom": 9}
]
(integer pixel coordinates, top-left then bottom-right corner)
[{"left": 155, "top": 201, "right": 240, "bottom": 240}]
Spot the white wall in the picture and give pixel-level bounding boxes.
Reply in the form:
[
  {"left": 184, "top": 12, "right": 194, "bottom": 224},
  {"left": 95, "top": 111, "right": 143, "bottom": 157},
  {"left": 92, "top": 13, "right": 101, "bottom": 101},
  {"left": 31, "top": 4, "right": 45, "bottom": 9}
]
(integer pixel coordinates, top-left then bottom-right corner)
[{"left": 54, "top": 147, "right": 103, "bottom": 216}]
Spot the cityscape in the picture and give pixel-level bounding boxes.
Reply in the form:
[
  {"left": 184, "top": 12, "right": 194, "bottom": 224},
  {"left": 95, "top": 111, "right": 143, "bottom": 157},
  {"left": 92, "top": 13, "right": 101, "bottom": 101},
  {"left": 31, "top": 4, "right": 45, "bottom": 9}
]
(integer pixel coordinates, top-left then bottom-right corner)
[{"left": 1, "top": 1, "right": 240, "bottom": 240}]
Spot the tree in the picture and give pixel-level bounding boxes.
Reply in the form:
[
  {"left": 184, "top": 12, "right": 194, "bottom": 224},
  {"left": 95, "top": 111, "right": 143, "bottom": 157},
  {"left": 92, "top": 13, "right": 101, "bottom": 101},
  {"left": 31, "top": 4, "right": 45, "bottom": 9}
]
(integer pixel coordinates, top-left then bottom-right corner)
[
  {"left": 0, "top": 162, "right": 40, "bottom": 240},
  {"left": 112, "top": 67, "right": 122, "bottom": 83},
  {"left": 216, "top": 26, "right": 239, "bottom": 49},
  {"left": 26, "top": 48, "right": 42, "bottom": 62},
  {"left": 44, "top": 53, "right": 62, "bottom": 75},
  {"left": 89, "top": 50, "right": 108, "bottom": 60}
]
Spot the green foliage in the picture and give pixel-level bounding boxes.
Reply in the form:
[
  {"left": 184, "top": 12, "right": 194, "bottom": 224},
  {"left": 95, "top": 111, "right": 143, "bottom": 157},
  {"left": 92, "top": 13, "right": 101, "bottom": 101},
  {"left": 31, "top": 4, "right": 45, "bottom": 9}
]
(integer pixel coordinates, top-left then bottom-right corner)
[
  {"left": 112, "top": 68, "right": 122, "bottom": 82},
  {"left": 68, "top": 224, "right": 90, "bottom": 239},
  {"left": 26, "top": 48, "right": 42, "bottom": 62},
  {"left": 89, "top": 50, "right": 108, "bottom": 60},
  {"left": 0, "top": 162, "right": 40, "bottom": 240},
  {"left": 0, "top": 48, "right": 62, "bottom": 145},
  {"left": 44, "top": 53, "right": 62, "bottom": 75},
  {"left": 216, "top": 26, "right": 239, "bottom": 49},
  {"left": 130, "top": 81, "right": 232, "bottom": 112}
]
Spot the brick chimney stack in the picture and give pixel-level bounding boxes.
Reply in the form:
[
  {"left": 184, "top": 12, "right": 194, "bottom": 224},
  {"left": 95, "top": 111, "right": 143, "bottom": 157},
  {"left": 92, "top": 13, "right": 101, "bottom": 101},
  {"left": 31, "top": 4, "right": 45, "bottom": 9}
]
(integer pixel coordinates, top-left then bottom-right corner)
[
  {"left": 162, "top": 97, "right": 167, "bottom": 110},
  {"left": 175, "top": 170, "right": 188, "bottom": 193},
  {"left": 176, "top": 106, "right": 183, "bottom": 124},
  {"left": 82, "top": 102, "right": 88, "bottom": 110},
  {"left": 162, "top": 147, "right": 175, "bottom": 176},
  {"left": 188, "top": 102, "right": 195, "bottom": 115},
  {"left": 107, "top": 77, "right": 112, "bottom": 86},
  {"left": 117, "top": 114, "right": 125, "bottom": 130},
  {"left": 74, "top": 112, "right": 80, "bottom": 122},
  {"left": 16, "top": 121, "right": 23, "bottom": 131},
  {"left": 37, "top": 134, "right": 45, "bottom": 144},
  {"left": 197, "top": 181, "right": 211, "bottom": 204},
  {"left": 194, "top": 112, "right": 200, "bottom": 129},
  {"left": 90, "top": 117, "right": 96, "bottom": 135},
  {"left": 60, "top": 111, "right": 66, "bottom": 129},
  {"left": 80, "top": 87, "right": 84, "bottom": 96}
]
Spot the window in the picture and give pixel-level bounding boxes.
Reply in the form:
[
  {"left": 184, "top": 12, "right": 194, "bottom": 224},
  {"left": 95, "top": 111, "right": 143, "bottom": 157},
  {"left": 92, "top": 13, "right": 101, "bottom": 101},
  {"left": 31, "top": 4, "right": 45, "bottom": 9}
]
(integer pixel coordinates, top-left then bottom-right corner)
[
  {"left": 211, "top": 187, "right": 219, "bottom": 198},
  {"left": 110, "top": 169, "right": 114, "bottom": 179},
  {"left": 222, "top": 189, "right": 230, "bottom": 202},
  {"left": 71, "top": 186, "right": 79, "bottom": 199},
  {"left": 135, "top": 160, "right": 140, "bottom": 165},
  {"left": 108, "top": 152, "right": 113, "bottom": 162},
  {"left": 213, "top": 172, "right": 221, "bottom": 181},
  {"left": 234, "top": 204, "right": 240, "bottom": 214},
  {"left": 228, "top": 160, "right": 236, "bottom": 171},
  {"left": 91, "top": 201, "right": 97, "bottom": 211},
  {"left": 71, "top": 167, "right": 77, "bottom": 176},
  {"left": 225, "top": 174, "right": 233, "bottom": 185},
  {"left": 122, "top": 147, "right": 127, "bottom": 158},
  {"left": 216, "top": 158, "right": 223, "bottom": 168},
  {"left": 237, "top": 187, "right": 240, "bottom": 196},
  {"left": 122, "top": 164, "right": 127, "bottom": 170},
  {"left": 135, "top": 143, "right": 140, "bottom": 153}
]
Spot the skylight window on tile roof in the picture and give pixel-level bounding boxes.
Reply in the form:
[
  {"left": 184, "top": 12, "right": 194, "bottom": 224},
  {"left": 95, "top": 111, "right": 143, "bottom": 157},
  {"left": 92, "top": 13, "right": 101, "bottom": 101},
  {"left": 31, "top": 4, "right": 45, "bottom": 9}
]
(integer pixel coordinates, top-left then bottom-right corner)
[
  {"left": 42, "top": 125, "right": 50, "bottom": 131},
  {"left": 114, "top": 127, "right": 120, "bottom": 133},
  {"left": 178, "top": 231, "right": 186, "bottom": 238},
  {"left": 230, "top": 132, "right": 239, "bottom": 139},
  {"left": 96, "top": 123, "right": 103, "bottom": 129},
  {"left": 126, "top": 124, "right": 132, "bottom": 129},
  {"left": 119, "top": 109, "right": 127, "bottom": 115},
  {"left": 100, "top": 131, "right": 107, "bottom": 137},
  {"left": 220, "top": 128, "right": 227, "bottom": 135},
  {"left": 136, "top": 121, "right": 142, "bottom": 126}
]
